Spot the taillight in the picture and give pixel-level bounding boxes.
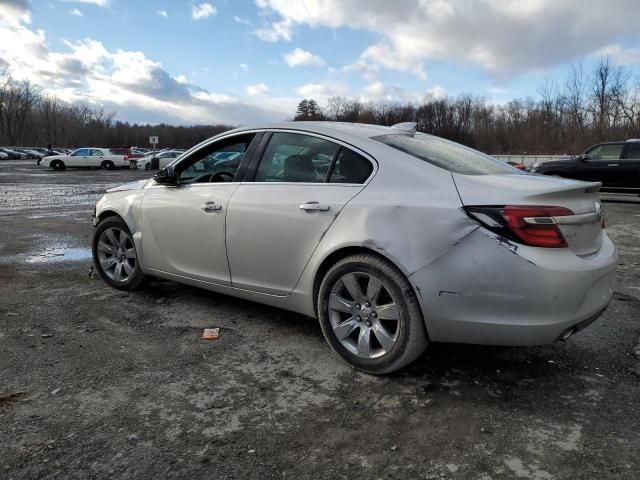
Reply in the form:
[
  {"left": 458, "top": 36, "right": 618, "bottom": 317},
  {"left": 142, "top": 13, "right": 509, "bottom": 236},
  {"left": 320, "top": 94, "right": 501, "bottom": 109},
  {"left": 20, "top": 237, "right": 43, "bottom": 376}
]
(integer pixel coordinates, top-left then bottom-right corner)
[{"left": 465, "top": 205, "right": 574, "bottom": 248}]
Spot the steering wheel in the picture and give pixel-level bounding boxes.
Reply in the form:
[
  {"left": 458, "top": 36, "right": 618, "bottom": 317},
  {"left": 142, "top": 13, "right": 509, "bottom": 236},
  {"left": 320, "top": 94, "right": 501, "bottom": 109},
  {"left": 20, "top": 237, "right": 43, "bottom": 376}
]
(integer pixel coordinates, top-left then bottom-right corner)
[{"left": 210, "top": 171, "right": 235, "bottom": 183}]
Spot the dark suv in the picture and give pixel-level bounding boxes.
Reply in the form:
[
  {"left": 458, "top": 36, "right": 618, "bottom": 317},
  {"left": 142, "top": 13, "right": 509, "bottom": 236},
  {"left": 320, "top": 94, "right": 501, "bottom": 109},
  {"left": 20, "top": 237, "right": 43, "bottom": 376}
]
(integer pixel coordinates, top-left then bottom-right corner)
[{"left": 534, "top": 140, "right": 640, "bottom": 190}]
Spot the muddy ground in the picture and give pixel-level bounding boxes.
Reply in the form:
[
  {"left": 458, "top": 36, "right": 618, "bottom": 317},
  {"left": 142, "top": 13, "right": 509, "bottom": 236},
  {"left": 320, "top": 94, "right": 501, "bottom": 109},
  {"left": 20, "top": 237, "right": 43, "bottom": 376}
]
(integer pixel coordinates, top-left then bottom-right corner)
[{"left": 1, "top": 160, "right": 639, "bottom": 479}]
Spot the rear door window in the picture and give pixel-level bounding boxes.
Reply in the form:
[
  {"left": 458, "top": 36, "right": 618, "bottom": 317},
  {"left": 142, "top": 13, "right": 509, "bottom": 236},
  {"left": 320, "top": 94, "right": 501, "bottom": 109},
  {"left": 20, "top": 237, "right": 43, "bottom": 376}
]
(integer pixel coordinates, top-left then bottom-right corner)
[
  {"left": 622, "top": 143, "right": 640, "bottom": 160},
  {"left": 254, "top": 132, "right": 339, "bottom": 183}
]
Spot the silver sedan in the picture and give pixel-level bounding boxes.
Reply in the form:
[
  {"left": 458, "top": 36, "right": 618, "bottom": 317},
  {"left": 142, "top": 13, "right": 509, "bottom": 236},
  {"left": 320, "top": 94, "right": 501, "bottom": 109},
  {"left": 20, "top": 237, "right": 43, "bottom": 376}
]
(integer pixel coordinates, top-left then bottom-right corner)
[{"left": 91, "top": 122, "right": 617, "bottom": 374}]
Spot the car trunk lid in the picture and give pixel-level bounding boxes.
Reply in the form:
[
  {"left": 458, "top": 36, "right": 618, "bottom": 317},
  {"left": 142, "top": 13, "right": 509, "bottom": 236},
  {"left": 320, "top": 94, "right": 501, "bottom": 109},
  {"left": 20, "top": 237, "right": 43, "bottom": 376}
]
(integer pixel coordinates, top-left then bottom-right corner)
[{"left": 452, "top": 173, "right": 604, "bottom": 256}]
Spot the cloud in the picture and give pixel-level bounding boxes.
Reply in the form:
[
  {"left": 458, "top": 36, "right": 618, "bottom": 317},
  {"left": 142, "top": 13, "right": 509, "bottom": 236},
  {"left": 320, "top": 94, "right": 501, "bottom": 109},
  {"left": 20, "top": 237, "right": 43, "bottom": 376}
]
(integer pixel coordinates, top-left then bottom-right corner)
[
  {"left": 0, "top": 11, "right": 294, "bottom": 125},
  {"left": 0, "top": 0, "right": 31, "bottom": 24},
  {"left": 157, "top": 10, "right": 168, "bottom": 19},
  {"left": 247, "top": 83, "right": 270, "bottom": 96},
  {"left": 70, "top": 8, "right": 83, "bottom": 16},
  {"left": 255, "top": 0, "right": 640, "bottom": 75},
  {"left": 191, "top": 3, "right": 216, "bottom": 20},
  {"left": 62, "top": 0, "right": 110, "bottom": 7},
  {"left": 297, "top": 82, "right": 348, "bottom": 100},
  {"left": 593, "top": 45, "right": 640, "bottom": 65},
  {"left": 239, "top": 63, "right": 248, "bottom": 72},
  {"left": 233, "top": 16, "right": 250, "bottom": 26},
  {"left": 360, "top": 81, "right": 386, "bottom": 101},
  {"left": 425, "top": 85, "right": 447, "bottom": 100},
  {"left": 283, "top": 47, "right": 325, "bottom": 68}
]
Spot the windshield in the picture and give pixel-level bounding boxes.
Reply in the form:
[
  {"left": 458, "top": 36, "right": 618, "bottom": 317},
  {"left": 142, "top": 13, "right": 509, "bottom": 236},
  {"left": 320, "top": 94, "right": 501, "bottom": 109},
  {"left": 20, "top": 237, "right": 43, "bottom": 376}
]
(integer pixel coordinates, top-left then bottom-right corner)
[{"left": 372, "top": 133, "right": 518, "bottom": 175}]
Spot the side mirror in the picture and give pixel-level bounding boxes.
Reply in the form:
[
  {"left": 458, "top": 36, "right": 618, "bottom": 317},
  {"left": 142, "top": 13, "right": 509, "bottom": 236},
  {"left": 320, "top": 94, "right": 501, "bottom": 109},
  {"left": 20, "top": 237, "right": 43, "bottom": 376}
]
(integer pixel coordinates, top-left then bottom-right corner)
[{"left": 154, "top": 165, "right": 179, "bottom": 186}]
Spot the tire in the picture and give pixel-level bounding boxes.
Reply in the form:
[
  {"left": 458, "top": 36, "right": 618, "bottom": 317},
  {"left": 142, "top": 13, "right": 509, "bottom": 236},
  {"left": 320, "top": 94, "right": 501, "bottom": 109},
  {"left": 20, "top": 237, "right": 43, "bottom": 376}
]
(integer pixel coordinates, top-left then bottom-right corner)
[
  {"left": 317, "top": 253, "right": 428, "bottom": 375},
  {"left": 102, "top": 160, "right": 115, "bottom": 170},
  {"left": 92, "top": 216, "right": 145, "bottom": 290},
  {"left": 51, "top": 160, "right": 65, "bottom": 171}
]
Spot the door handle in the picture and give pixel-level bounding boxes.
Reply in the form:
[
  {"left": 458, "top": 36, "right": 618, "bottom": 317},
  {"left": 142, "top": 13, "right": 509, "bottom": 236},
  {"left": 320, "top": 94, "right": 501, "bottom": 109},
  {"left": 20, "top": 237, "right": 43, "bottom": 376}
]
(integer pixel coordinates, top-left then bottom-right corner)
[
  {"left": 300, "top": 201, "right": 330, "bottom": 212},
  {"left": 608, "top": 163, "right": 619, "bottom": 167},
  {"left": 202, "top": 201, "right": 222, "bottom": 212}
]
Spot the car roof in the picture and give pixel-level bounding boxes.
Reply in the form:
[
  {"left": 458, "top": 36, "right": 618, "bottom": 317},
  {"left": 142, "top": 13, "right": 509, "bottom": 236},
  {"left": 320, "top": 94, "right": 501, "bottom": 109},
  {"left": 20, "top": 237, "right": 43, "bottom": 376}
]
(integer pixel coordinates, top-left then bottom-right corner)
[{"left": 230, "top": 121, "right": 401, "bottom": 141}]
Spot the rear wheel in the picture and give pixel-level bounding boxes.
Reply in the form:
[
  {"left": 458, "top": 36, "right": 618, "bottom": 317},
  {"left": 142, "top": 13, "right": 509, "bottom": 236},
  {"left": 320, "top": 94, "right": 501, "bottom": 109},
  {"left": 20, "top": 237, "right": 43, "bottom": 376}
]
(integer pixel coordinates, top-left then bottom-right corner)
[
  {"left": 51, "top": 160, "right": 65, "bottom": 171},
  {"left": 102, "top": 160, "right": 115, "bottom": 170},
  {"left": 318, "top": 253, "right": 428, "bottom": 374},
  {"left": 92, "top": 216, "right": 145, "bottom": 290}
]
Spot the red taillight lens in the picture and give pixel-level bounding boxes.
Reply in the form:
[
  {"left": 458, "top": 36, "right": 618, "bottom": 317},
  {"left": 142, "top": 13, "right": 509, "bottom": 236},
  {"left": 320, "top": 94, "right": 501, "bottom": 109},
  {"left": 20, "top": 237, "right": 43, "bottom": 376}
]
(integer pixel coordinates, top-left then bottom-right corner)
[{"left": 501, "top": 206, "right": 573, "bottom": 248}]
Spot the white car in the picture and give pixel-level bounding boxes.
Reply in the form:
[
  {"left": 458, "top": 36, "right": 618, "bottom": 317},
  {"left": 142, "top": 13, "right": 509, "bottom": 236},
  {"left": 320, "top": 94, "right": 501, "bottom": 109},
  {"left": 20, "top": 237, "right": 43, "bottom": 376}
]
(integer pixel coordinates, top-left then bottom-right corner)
[
  {"left": 0, "top": 151, "right": 8, "bottom": 160},
  {"left": 41, "top": 148, "right": 128, "bottom": 170},
  {"left": 92, "top": 122, "right": 616, "bottom": 374},
  {"left": 136, "top": 150, "right": 185, "bottom": 170}
]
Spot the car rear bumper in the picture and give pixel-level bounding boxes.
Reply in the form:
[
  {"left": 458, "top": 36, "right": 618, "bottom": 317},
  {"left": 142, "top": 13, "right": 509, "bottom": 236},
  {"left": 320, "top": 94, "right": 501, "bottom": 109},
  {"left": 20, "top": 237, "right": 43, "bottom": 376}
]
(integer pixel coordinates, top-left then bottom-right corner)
[{"left": 409, "top": 228, "right": 617, "bottom": 346}]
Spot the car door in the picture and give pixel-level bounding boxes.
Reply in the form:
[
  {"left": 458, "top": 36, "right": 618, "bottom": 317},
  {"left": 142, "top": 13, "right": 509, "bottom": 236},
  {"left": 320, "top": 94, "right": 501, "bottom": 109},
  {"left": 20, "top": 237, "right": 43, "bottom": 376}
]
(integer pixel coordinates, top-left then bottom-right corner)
[
  {"left": 140, "top": 132, "right": 260, "bottom": 285},
  {"left": 89, "top": 148, "right": 106, "bottom": 167},
  {"left": 576, "top": 143, "right": 624, "bottom": 186},
  {"left": 226, "top": 131, "right": 375, "bottom": 295},
  {"left": 620, "top": 142, "right": 640, "bottom": 189},
  {"left": 68, "top": 148, "right": 90, "bottom": 167}
]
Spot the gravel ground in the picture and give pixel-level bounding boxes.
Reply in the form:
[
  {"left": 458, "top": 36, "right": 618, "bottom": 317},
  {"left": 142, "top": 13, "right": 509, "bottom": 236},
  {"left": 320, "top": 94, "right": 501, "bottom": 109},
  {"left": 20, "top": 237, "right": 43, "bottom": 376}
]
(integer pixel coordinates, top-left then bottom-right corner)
[{"left": 1, "top": 160, "right": 639, "bottom": 479}]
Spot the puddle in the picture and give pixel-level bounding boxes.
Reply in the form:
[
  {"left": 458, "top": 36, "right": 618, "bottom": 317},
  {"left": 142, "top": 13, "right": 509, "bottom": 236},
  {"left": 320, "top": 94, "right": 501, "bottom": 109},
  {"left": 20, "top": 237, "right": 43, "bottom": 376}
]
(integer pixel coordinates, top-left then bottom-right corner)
[{"left": 25, "top": 247, "right": 92, "bottom": 263}]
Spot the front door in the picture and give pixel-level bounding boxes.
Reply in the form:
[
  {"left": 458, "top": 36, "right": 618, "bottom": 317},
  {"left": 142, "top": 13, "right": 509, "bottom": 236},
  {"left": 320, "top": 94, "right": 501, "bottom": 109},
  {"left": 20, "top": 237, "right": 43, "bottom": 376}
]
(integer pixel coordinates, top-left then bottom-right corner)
[
  {"left": 140, "top": 132, "right": 258, "bottom": 285},
  {"left": 576, "top": 143, "right": 624, "bottom": 186},
  {"left": 68, "top": 148, "right": 90, "bottom": 167},
  {"left": 226, "top": 131, "right": 375, "bottom": 295}
]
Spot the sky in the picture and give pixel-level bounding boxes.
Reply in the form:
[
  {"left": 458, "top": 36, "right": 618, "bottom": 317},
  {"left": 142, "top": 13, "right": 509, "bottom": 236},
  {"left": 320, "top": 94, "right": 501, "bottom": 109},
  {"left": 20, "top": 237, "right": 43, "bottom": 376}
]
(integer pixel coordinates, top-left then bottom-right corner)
[{"left": 0, "top": 0, "right": 639, "bottom": 125}]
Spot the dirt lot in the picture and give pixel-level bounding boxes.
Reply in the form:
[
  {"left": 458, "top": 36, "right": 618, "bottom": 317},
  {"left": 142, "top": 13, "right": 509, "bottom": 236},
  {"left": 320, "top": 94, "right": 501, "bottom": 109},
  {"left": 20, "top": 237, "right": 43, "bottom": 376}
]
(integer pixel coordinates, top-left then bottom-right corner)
[{"left": 1, "top": 160, "right": 639, "bottom": 479}]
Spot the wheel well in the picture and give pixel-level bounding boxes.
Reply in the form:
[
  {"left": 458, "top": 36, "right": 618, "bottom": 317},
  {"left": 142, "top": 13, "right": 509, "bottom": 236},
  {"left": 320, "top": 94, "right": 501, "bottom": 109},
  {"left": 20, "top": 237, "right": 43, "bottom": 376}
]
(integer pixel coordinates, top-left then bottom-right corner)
[
  {"left": 96, "top": 210, "right": 121, "bottom": 223},
  {"left": 312, "top": 246, "right": 409, "bottom": 314}
]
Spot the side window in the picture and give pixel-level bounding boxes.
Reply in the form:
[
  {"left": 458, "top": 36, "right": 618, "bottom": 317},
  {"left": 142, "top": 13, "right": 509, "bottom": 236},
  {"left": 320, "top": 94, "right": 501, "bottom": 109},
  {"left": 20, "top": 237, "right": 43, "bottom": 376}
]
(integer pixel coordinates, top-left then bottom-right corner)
[
  {"left": 177, "top": 133, "right": 255, "bottom": 183},
  {"left": 328, "top": 148, "right": 373, "bottom": 184},
  {"left": 73, "top": 149, "right": 90, "bottom": 156},
  {"left": 587, "top": 144, "right": 622, "bottom": 160},
  {"left": 91, "top": 149, "right": 104, "bottom": 156},
  {"left": 255, "top": 132, "right": 339, "bottom": 183},
  {"left": 622, "top": 143, "right": 640, "bottom": 160}
]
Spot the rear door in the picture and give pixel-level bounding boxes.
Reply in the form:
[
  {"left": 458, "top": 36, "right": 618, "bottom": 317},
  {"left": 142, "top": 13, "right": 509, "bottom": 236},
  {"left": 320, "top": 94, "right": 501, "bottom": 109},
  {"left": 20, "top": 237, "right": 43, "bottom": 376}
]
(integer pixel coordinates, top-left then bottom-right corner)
[
  {"left": 576, "top": 143, "right": 624, "bottom": 186},
  {"left": 226, "top": 131, "right": 375, "bottom": 295},
  {"left": 620, "top": 143, "right": 640, "bottom": 189}
]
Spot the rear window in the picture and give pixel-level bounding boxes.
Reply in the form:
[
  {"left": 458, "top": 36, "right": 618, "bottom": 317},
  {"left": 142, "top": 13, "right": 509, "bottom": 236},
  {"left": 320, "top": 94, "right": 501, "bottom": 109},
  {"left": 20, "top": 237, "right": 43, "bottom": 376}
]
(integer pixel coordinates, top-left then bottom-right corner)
[{"left": 372, "top": 133, "right": 518, "bottom": 175}]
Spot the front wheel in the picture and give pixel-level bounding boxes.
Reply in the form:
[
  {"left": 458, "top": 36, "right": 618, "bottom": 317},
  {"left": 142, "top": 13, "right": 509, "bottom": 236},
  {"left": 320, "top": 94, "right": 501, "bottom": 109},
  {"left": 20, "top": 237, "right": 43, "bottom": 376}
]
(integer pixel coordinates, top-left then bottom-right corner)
[
  {"left": 51, "top": 160, "right": 65, "bottom": 171},
  {"left": 318, "top": 254, "right": 428, "bottom": 375},
  {"left": 92, "top": 216, "right": 145, "bottom": 290}
]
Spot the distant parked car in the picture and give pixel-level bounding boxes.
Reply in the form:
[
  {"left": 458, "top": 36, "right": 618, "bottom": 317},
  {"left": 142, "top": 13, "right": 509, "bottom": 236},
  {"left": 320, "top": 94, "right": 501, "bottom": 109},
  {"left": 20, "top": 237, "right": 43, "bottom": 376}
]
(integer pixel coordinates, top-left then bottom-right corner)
[
  {"left": 0, "top": 151, "right": 8, "bottom": 160},
  {"left": 507, "top": 161, "right": 527, "bottom": 171},
  {"left": 0, "top": 148, "right": 28, "bottom": 159},
  {"left": 135, "top": 149, "right": 185, "bottom": 170},
  {"left": 533, "top": 139, "right": 640, "bottom": 190},
  {"left": 20, "top": 148, "right": 45, "bottom": 159},
  {"left": 40, "top": 148, "right": 129, "bottom": 170}
]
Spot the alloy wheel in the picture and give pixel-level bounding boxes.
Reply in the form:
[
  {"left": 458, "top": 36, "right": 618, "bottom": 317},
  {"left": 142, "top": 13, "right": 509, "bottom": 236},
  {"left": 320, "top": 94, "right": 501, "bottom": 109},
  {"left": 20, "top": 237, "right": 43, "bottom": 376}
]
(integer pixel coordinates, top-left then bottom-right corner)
[
  {"left": 96, "top": 227, "right": 137, "bottom": 282},
  {"left": 328, "top": 272, "right": 400, "bottom": 359}
]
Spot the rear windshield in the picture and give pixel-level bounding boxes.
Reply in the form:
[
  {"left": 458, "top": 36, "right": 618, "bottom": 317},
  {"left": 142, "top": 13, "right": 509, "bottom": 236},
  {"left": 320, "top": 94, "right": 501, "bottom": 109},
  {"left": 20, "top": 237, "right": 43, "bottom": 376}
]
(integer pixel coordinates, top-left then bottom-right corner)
[{"left": 372, "top": 133, "right": 518, "bottom": 175}]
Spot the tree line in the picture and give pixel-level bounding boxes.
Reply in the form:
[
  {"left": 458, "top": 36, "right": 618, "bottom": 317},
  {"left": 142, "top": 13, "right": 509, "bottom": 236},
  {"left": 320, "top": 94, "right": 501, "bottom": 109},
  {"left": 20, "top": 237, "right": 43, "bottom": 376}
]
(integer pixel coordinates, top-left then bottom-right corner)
[
  {"left": 2, "top": 57, "right": 639, "bottom": 154},
  {"left": 0, "top": 71, "right": 232, "bottom": 149},
  {"left": 295, "top": 58, "right": 640, "bottom": 155}
]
